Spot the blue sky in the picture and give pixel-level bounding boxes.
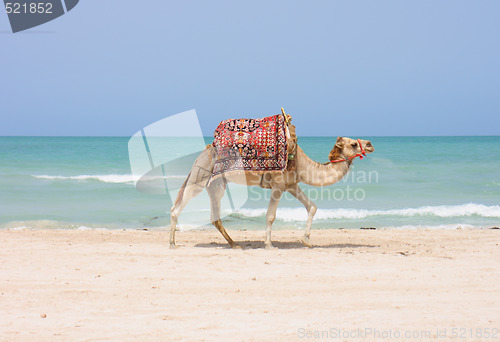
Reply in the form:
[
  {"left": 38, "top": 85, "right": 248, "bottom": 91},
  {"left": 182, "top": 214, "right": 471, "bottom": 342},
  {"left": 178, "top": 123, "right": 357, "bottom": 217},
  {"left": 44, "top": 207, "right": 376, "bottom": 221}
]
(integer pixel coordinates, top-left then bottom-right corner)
[{"left": 1, "top": 1, "right": 499, "bottom": 136}]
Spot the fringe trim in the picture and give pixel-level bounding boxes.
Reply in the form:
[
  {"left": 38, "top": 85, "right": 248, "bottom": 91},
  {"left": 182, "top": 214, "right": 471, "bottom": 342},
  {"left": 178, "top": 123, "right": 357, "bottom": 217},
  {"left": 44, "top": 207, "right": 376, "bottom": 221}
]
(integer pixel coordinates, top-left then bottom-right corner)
[{"left": 207, "top": 168, "right": 288, "bottom": 187}]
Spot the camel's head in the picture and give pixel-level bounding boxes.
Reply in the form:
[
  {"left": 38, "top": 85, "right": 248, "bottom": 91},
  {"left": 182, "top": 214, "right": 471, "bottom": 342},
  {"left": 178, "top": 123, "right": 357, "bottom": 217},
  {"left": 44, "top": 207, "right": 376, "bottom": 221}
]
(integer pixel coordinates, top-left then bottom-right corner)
[{"left": 328, "top": 137, "right": 374, "bottom": 162}]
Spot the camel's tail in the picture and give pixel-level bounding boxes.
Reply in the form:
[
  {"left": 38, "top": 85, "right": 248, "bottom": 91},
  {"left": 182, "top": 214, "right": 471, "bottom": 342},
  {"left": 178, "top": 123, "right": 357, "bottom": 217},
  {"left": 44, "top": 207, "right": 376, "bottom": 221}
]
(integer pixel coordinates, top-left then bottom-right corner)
[{"left": 172, "top": 172, "right": 191, "bottom": 209}]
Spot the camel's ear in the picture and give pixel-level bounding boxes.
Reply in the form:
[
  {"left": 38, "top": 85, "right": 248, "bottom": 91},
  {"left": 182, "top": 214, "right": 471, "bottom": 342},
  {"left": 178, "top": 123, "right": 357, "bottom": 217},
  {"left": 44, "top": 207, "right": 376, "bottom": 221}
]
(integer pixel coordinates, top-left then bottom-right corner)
[{"left": 335, "top": 137, "right": 344, "bottom": 149}]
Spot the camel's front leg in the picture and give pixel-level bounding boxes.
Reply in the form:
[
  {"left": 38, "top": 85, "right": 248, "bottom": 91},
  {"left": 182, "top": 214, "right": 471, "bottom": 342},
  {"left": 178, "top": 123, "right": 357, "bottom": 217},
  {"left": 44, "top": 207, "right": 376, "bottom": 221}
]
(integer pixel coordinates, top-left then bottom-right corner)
[
  {"left": 265, "top": 188, "right": 283, "bottom": 249},
  {"left": 287, "top": 185, "right": 317, "bottom": 248}
]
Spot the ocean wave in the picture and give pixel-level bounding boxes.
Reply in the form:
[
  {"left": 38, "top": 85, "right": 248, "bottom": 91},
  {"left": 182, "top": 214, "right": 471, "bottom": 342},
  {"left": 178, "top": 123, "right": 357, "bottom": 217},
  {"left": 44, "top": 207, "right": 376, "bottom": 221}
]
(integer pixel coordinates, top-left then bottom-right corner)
[
  {"left": 0, "top": 219, "right": 76, "bottom": 229},
  {"left": 32, "top": 174, "right": 186, "bottom": 184},
  {"left": 382, "top": 224, "right": 477, "bottom": 230},
  {"left": 0, "top": 221, "right": 490, "bottom": 231},
  {"left": 233, "top": 203, "right": 500, "bottom": 221},
  {"left": 76, "top": 226, "right": 110, "bottom": 231},
  {"left": 4, "top": 224, "right": 483, "bottom": 231}
]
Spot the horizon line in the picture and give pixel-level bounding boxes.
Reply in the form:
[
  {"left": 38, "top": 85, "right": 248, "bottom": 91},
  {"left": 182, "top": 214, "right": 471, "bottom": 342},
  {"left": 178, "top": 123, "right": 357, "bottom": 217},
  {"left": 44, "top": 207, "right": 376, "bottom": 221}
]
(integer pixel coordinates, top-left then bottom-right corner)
[{"left": 0, "top": 135, "right": 499, "bottom": 138}]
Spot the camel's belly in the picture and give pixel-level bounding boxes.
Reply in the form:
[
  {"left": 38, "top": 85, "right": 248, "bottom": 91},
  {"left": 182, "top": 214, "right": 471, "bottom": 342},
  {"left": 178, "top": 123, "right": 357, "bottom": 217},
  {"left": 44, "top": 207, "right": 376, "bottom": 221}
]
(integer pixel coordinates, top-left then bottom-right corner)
[{"left": 219, "top": 172, "right": 297, "bottom": 189}]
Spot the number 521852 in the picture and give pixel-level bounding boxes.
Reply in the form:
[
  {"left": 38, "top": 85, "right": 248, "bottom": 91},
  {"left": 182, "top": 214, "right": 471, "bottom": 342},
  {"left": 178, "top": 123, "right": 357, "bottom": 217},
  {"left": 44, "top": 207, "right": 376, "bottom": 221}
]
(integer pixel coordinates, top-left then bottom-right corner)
[{"left": 5, "top": 2, "right": 53, "bottom": 14}]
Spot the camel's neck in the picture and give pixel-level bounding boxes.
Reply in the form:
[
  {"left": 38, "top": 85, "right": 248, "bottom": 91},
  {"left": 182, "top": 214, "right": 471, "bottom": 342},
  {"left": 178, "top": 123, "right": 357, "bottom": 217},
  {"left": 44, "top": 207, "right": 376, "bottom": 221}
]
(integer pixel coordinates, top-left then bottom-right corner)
[{"left": 295, "top": 146, "right": 351, "bottom": 187}]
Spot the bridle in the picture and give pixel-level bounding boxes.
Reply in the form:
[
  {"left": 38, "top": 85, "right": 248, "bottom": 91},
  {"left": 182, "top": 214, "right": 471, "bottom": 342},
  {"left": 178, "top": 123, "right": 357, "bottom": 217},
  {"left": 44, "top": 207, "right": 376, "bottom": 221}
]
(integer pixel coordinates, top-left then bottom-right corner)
[{"left": 330, "top": 139, "right": 366, "bottom": 163}]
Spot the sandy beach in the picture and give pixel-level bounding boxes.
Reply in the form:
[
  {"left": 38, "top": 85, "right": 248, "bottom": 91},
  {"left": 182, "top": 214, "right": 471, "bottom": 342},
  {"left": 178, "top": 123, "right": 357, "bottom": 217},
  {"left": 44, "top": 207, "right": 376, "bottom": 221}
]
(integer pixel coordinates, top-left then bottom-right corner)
[{"left": 1, "top": 228, "right": 499, "bottom": 341}]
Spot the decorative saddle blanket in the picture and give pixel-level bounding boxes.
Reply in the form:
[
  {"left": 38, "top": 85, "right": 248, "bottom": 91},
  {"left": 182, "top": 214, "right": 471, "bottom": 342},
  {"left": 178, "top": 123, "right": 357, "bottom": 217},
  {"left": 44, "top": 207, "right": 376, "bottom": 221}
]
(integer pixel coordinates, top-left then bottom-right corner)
[{"left": 211, "top": 114, "right": 288, "bottom": 178}]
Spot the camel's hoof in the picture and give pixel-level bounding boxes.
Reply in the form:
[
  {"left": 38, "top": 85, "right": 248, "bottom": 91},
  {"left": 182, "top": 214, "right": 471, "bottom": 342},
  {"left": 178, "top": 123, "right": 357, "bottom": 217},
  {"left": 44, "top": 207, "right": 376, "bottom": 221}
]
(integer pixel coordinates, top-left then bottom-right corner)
[
  {"left": 231, "top": 244, "right": 243, "bottom": 250},
  {"left": 265, "top": 244, "right": 278, "bottom": 250},
  {"left": 302, "top": 238, "right": 313, "bottom": 248},
  {"left": 169, "top": 243, "right": 179, "bottom": 250}
]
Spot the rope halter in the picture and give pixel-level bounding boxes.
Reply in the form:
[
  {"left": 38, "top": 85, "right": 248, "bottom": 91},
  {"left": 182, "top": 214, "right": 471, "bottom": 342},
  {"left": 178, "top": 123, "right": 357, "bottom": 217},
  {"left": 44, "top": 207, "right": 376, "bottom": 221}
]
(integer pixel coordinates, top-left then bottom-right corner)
[{"left": 330, "top": 139, "right": 366, "bottom": 163}]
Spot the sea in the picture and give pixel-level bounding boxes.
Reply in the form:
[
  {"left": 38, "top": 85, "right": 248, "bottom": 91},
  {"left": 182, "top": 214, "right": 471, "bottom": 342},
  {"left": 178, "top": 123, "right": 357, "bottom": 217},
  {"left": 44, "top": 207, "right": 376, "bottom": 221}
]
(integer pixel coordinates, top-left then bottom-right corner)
[{"left": 1, "top": 136, "right": 499, "bottom": 231}]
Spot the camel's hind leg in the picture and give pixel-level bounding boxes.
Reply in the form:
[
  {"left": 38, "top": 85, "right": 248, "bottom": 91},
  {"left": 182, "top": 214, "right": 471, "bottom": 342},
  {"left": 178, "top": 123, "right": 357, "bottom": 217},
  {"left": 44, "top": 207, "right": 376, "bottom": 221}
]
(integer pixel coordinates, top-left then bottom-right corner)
[
  {"left": 169, "top": 172, "right": 206, "bottom": 248},
  {"left": 206, "top": 178, "right": 240, "bottom": 249},
  {"left": 170, "top": 147, "right": 214, "bottom": 249}
]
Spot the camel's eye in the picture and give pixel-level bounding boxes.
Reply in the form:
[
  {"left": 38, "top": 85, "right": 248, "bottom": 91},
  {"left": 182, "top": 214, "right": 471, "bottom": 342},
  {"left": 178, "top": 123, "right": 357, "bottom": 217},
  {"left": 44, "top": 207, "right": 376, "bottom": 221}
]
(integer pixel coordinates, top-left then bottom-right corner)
[{"left": 351, "top": 142, "right": 358, "bottom": 148}]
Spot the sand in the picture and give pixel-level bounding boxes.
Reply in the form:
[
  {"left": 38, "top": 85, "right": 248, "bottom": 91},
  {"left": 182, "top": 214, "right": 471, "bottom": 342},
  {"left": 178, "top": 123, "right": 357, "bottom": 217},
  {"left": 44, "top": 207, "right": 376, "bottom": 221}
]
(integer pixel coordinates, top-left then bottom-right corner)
[{"left": 1, "top": 228, "right": 499, "bottom": 341}]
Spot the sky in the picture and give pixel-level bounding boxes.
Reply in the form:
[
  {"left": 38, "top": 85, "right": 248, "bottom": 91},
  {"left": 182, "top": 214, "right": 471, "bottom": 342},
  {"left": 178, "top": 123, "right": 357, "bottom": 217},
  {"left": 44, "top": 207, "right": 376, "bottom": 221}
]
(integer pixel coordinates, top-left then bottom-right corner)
[{"left": 1, "top": 0, "right": 499, "bottom": 136}]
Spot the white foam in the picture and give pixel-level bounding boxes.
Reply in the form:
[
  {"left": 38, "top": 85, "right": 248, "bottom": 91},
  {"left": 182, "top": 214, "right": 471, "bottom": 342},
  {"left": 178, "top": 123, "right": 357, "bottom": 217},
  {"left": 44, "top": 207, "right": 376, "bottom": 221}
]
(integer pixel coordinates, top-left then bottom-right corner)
[
  {"left": 382, "top": 223, "right": 477, "bottom": 230},
  {"left": 234, "top": 203, "right": 500, "bottom": 221},
  {"left": 33, "top": 174, "right": 186, "bottom": 184},
  {"left": 380, "top": 203, "right": 500, "bottom": 218},
  {"left": 76, "top": 226, "right": 109, "bottom": 231}
]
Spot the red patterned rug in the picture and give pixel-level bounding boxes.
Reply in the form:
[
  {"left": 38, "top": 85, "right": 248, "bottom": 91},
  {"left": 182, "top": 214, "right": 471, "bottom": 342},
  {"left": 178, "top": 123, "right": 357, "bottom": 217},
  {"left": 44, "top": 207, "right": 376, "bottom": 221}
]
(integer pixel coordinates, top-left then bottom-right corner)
[{"left": 212, "top": 114, "right": 288, "bottom": 178}]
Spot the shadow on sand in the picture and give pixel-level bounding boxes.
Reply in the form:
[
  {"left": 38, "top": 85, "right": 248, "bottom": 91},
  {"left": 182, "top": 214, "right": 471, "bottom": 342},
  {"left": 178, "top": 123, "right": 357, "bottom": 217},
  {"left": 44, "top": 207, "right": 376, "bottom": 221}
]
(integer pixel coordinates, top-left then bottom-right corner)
[{"left": 195, "top": 241, "right": 378, "bottom": 250}]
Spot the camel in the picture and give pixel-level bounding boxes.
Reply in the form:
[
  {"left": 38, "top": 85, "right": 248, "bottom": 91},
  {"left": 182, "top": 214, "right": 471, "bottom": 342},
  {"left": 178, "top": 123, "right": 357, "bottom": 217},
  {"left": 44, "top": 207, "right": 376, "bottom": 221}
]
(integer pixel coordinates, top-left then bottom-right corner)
[{"left": 169, "top": 136, "right": 374, "bottom": 249}]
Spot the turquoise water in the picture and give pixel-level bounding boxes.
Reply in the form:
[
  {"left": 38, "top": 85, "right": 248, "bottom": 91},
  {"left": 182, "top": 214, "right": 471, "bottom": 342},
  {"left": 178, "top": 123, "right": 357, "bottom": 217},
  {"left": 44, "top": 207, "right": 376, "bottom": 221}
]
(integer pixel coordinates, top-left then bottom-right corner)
[{"left": 1, "top": 136, "right": 499, "bottom": 230}]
